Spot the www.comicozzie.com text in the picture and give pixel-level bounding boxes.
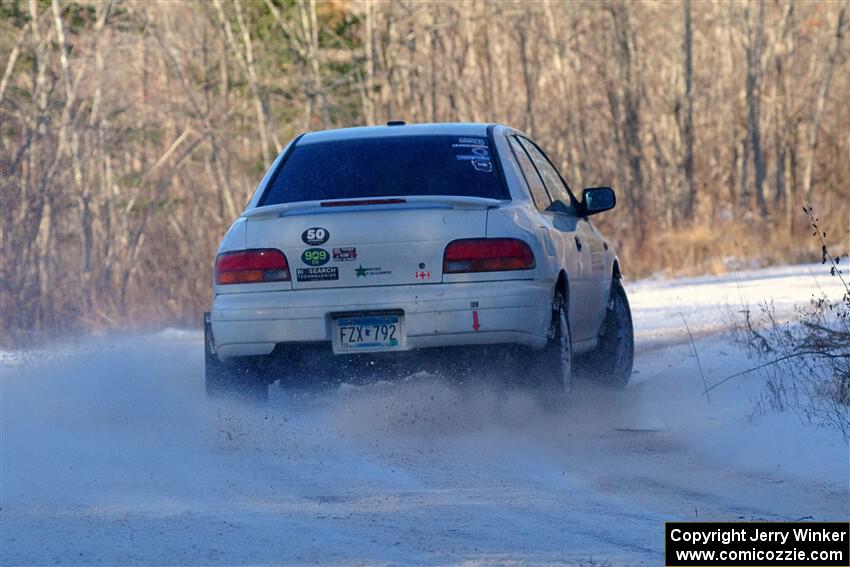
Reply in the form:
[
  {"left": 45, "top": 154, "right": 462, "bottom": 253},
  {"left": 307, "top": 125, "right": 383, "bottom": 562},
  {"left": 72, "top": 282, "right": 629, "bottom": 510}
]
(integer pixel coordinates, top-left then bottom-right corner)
[{"left": 670, "top": 527, "right": 848, "bottom": 546}]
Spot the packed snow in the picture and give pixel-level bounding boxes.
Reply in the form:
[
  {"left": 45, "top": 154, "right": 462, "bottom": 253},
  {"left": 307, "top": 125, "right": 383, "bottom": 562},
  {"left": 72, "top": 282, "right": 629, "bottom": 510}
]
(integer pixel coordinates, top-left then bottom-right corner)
[{"left": 1, "top": 264, "right": 847, "bottom": 565}]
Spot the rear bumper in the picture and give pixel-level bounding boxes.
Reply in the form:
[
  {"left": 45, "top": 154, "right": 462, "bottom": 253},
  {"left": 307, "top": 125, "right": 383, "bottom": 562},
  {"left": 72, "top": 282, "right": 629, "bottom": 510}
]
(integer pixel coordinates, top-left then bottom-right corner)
[{"left": 211, "top": 279, "right": 552, "bottom": 358}]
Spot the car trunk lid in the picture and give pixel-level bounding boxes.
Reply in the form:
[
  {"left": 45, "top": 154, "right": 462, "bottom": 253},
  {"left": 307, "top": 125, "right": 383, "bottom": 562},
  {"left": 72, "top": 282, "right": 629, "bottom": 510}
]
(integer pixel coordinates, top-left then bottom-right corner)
[{"left": 244, "top": 198, "right": 495, "bottom": 289}]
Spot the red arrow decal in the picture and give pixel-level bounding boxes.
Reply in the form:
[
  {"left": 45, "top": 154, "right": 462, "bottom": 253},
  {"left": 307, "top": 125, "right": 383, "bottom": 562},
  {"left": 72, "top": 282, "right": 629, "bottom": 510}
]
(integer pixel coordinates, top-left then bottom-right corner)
[{"left": 472, "top": 310, "right": 480, "bottom": 331}]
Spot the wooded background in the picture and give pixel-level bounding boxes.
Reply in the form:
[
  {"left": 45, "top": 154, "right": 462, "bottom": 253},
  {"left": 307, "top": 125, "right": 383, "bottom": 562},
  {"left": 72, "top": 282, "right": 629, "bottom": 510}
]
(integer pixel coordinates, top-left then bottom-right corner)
[{"left": 1, "top": 0, "right": 848, "bottom": 345}]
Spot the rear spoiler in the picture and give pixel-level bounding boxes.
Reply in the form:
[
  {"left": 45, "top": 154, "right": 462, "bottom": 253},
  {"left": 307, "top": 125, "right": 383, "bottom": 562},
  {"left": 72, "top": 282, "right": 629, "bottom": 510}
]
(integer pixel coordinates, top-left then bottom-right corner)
[{"left": 241, "top": 195, "right": 507, "bottom": 219}]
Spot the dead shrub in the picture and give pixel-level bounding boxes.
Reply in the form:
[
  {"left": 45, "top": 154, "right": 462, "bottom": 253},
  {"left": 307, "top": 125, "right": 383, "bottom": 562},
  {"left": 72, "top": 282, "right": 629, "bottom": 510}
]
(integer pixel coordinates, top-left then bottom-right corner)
[{"left": 734, "top": 207, "right": 850, "bottom": 440}]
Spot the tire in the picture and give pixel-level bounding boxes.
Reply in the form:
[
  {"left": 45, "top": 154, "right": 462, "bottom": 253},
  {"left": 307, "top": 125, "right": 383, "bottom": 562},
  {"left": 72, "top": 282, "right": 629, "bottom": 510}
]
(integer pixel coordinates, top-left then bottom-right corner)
[
  {"left": 528, "top": 290, "right": 573, "bottom": 402},
  {"left": 583, "top": 279, "right": 634, "bottom": 389},
  {"left": 205, "top": 315, "right": 269, "bottom": 401}
]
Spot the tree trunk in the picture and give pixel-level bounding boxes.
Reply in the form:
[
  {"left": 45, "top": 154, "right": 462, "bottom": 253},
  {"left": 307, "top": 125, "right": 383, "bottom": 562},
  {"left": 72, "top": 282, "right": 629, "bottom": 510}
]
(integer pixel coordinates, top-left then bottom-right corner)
[
  {"left": 802, "top": 6, "right": 847, "bottom": 204},
  {"left": 517, "top": 21, "right": 535, "bottom": 136},
  {"left": 682, "top": 0, "right": 695, "bottom": 220},
  {"left": 745, "top": 0, "right": 768, "bottom": 217}
]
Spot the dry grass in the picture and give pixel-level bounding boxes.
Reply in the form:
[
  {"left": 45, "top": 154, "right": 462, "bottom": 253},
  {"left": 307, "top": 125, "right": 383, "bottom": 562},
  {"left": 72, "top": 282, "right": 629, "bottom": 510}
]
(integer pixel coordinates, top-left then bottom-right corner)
[{"left": 616, "top": 212, "right": 849, "bottom": 280}]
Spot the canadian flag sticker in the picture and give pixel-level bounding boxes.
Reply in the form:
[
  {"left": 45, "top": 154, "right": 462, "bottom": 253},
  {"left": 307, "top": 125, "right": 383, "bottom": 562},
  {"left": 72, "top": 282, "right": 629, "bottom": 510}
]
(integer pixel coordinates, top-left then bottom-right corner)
[{"left": 414, "top": 271, "right": 431, "bottom": 280}]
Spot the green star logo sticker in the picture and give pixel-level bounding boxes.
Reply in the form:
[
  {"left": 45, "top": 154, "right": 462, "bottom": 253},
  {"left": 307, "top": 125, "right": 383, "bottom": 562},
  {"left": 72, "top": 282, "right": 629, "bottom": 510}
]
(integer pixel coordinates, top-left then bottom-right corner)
[{"left": 355, "top": 264, "right": 367, "bottom": 278}]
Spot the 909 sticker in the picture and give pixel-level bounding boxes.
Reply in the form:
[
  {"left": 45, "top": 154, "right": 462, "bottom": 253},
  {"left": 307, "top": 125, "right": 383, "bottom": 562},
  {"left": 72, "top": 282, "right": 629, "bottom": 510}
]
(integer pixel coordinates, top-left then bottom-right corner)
[{"left": 302, "top": 248, "right": 329, "bottom": 266}]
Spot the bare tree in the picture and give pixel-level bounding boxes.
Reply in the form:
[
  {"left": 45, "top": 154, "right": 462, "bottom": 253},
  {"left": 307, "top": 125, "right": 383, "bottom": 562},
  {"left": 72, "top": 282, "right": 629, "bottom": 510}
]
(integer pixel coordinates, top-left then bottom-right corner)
[
  {"left": 681, "top": 0, "right": 696, "bottom": 221},
  {"left": 745, "top": 0, "right": 767, "bottom": 217},
  {"left": 802, "top": 6, "right": 848, "bottom": 204},
  {"left": 2, "top": 0, "right": 848, "bottom": 345}
]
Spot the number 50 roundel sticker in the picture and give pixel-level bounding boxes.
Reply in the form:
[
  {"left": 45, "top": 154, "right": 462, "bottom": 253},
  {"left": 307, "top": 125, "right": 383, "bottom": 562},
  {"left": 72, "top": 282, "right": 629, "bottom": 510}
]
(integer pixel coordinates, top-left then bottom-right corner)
[{"left": 302, "top": 227, "right": 329, "bottom": 245}]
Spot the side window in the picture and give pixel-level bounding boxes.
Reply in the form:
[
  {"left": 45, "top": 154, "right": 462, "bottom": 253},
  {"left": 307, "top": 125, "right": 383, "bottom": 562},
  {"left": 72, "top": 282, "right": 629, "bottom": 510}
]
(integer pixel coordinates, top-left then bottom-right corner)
[
  {"left": 517, "top": 137, "right": 576, "bottom": 215},
  {"left": 508, "top": 136, "right": 550, "bottom": 212}
]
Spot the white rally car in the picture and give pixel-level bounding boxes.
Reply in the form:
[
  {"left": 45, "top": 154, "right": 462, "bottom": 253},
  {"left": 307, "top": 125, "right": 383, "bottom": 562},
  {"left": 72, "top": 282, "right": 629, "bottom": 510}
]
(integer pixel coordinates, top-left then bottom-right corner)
[{"left": 205, "top": 122, "right": 633, "bottom": 400}]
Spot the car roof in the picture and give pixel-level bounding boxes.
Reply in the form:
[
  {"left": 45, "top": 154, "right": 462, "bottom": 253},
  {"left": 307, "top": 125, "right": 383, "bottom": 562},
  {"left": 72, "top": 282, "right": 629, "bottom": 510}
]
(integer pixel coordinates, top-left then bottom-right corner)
[{"left": 299, "top": 122, "right": 501, "bottom": 144}]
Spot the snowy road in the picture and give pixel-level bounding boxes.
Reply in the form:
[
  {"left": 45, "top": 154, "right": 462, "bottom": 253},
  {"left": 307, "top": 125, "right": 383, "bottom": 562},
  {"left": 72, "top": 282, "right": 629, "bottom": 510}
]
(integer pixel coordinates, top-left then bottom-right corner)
[{"left": 2, "top": 264, "right": 848, "bottom": 565}]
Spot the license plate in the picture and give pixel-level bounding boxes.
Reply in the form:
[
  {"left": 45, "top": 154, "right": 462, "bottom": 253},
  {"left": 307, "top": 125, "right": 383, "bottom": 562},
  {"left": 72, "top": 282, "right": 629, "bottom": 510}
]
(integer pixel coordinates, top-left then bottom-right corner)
[{"left": 332, "top": 313, "right": 404, "bottom": 353}]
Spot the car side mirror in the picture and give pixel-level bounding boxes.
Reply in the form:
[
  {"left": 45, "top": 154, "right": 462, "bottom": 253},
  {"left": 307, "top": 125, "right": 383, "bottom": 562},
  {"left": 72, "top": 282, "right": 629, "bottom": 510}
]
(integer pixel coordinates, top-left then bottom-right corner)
[{"left": 581, "top": 187, "right": 616, "bottom": 216}]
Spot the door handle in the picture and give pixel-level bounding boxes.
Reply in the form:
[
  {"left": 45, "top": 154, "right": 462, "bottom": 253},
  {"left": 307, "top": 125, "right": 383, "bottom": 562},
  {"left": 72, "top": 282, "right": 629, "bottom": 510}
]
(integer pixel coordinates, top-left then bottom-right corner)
[{"left": 574, "top": 236, "right": 583, "bottom": 252}]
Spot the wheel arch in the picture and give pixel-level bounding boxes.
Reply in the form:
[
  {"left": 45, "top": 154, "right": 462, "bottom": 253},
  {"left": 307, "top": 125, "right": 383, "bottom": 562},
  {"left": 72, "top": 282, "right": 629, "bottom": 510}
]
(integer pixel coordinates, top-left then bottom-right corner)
[
  {"left": 555, "top": 270, "right": 570, "bottom": 306},
  {"left": 612, "top": 258, "right": 622, "bottom": 280}
]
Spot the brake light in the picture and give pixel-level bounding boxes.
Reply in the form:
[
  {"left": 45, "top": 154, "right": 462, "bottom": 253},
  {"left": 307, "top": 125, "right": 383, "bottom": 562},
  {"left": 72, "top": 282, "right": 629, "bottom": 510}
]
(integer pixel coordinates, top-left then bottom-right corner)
[
  {"left": 443, "top": 238, "right": 536, "bottom": 273},
  {"left": 215, "top": 249, "right": 290, "bottom": 284},
  {"left": 321, "top": 198, "right": 407, "bottom": 207}
]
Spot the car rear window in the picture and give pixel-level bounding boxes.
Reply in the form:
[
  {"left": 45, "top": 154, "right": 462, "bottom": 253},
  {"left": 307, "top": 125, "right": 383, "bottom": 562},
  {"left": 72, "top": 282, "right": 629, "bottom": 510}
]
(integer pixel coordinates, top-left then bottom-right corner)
[{"left": 260, "top": 134, "right": 509, "bottom": 205}]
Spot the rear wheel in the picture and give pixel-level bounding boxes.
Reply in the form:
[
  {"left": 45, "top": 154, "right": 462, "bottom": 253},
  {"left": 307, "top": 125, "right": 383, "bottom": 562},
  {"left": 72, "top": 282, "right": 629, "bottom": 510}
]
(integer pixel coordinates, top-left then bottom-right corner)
[
  {"left": 205, "top": 315, "right": 269, "bottom": 401},
  {"left": 583, "top": 279, "right": 634, "bottom": 389},
  {"left": 528, "top": 291, "right": 572, "bottom": 402}
]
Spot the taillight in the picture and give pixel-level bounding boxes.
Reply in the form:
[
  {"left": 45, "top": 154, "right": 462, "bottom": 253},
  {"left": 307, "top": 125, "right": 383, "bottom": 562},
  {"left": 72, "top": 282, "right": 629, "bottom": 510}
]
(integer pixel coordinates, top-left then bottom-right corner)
[
  {"left": 215, "top": 249, "right": 290, "bottom": 284},
  {"left": 443, "top": 238, "right": 536, "bottom": 273}
]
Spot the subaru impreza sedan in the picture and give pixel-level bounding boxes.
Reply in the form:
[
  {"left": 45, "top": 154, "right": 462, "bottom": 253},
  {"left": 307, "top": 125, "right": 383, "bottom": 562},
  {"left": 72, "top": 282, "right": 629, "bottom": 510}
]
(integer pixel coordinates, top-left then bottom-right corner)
[{"left": 205, "top": 122, "right": 633, "bottom": 400}]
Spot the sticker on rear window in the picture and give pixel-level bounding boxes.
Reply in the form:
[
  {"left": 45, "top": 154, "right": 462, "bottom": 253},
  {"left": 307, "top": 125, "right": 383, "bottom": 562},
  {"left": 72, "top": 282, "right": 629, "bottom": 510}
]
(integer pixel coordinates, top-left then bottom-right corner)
[
  {"left": 471, "top": 159, "right": 493, "bottom": 172},
  {"left": 296, "top": 267, "right": 338, "bottom": 282},
  {"left": 454, "top": 138, "right": 493, "bottom": 173}
]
